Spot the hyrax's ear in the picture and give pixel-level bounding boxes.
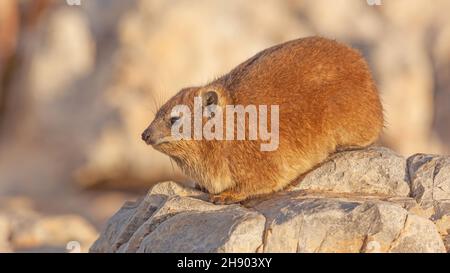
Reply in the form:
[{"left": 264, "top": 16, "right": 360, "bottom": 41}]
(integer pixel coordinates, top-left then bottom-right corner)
[{"left": 202, "top": 90, "right": 219, "bottom": 106}]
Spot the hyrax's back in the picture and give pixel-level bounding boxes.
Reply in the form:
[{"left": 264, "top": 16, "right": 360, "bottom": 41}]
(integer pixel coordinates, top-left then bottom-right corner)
[{"left": 214, "top": 37, "right": 383, "bottom": 201}]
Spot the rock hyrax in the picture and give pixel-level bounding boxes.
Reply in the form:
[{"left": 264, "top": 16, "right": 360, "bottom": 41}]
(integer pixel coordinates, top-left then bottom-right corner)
[{"left": 142, "top": 36, "right": 384, "bottom": 204}]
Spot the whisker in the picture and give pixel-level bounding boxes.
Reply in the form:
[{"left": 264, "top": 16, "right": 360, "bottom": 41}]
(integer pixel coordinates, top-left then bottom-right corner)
[{"left": 149, "top": 91, "right": 159, "bottom": 115}]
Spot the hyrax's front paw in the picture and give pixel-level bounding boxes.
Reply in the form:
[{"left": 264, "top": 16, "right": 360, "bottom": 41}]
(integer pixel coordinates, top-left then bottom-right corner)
[{"left": 208, "top": 191, "right": 246, "bottom": 205}]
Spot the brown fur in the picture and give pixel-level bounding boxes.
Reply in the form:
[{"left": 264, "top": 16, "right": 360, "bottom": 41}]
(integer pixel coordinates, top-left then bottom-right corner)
[{"left": 142, "top": 36, "right": 384, "bottom": 204}]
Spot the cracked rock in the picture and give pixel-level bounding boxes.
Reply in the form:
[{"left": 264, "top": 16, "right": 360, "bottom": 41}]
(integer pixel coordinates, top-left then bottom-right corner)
[
  {"left": 91, "top": 182, "right": 265, "bottom": 253},
  {"left": 91, "top": 147, "right": 448, "bottom": 253},
  {"left": 407, "top": 153, "right": 450, "bottom": 252},
  {"left": 289, "top": 147, "right": 410, "bottom": 197},
  {"left": 408, "top": 153, "right": 450, "bottom": 208}
]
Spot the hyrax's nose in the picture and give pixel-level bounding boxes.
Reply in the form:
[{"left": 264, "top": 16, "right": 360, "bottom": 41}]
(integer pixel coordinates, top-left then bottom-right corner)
[{"left": 141, "top": 127, "right": 154, "bottom": 145}]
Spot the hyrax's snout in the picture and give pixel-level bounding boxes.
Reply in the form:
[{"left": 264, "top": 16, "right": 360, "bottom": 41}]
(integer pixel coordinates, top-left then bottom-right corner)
[
  {"left": 141, "top": 126, "right": 155, "bottom": 145},
  {"left": 142, "top": 120, "right": 170, "bottom": 146}
]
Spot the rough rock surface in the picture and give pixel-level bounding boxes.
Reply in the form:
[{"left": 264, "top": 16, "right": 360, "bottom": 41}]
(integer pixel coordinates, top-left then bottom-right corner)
[
  {"left": 407, "top": 153, "right": 450, "bottom": 251},
  {"left": 408, "top": 154, "right": 450, "bottom": 208},
  {"left": 290, "top": 147, "right": 410, "bottom": 196},
  {"left": 91, "top": 147, "right": 450, "bottom": 253},
  {"left": 90, "top": 147, "right": 450, "bottom": 252}
]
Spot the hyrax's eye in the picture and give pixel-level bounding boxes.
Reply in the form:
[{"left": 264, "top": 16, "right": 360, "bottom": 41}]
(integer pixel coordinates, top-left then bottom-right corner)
[
  {"left": 170, "top": 116, "right": 180, "bottom": 125},
  {"left": 202, "top": 90, "right": 218, "bottom": 106}
]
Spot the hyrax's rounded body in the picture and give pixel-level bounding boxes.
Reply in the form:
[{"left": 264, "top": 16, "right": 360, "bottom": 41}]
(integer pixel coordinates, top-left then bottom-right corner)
[{"left": 142, "top": 37, "right": 384, "bottom": 204}]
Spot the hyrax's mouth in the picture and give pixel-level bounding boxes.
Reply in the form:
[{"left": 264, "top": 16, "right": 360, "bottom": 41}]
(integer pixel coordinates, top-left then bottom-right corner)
[
  {"left": 152, "top": 136, "right": 174, "bottom": 146},
  {"left": 142, "top": 127, "right": 172, "bottom": 146},
  {"left": 143, "top": 136, "right": 177, "bottom": 149}
]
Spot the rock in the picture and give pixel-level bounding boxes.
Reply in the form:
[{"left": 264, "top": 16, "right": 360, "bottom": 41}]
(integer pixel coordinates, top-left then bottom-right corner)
[
  {"left": 430, "top": 201, "right": 450, "bottom": 253},
  {"left": 407, "top": 153, "right": 450, "bottom": 208},
  {"left": 387, "top": 197, "right": 435, "bottom": 219},
  {"left": 289, "top": 147, "right": 410, "bottom": 197},
  {"left": 445, "top": 236, "right": 450, "bottom": 252},
  {"left": 255, "top": 194, "right": 444, "bottom": 253},
  {"left": 92, "top": 182, "right": 445, "bottom": 253},
  {"left": 90, "top": 182, "right": 264, "bottom": 253},
  {"left": 407, "top": 154, "right": 450, "bottom": 252},
  {"left": 91, "top": 148, "right": 448, "bottom": 253}
]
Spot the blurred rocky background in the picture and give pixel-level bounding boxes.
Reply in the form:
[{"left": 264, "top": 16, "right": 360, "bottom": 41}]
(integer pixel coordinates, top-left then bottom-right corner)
[{"left": 0, "top": 0, "right": 449, "bottom": 252}]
